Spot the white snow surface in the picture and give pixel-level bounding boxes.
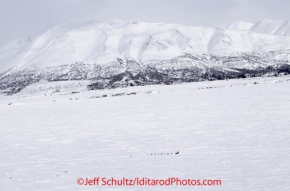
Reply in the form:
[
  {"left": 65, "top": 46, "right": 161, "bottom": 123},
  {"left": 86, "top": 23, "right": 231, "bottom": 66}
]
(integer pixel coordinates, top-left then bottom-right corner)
[
  {"left": 229, "top": 19, "right": 290, "bottom": 36},
  {"left": 228, "top": 21, "right": 254, "bottom": 31},
  {"left": 251, "top": 19, "right": 290, "bottom": 36},
  {"left": 1, "top": 20, "right": 290, "bottom": 74},
  {"left": 1, "top": 75, "right": 290, "bottom": 190}
]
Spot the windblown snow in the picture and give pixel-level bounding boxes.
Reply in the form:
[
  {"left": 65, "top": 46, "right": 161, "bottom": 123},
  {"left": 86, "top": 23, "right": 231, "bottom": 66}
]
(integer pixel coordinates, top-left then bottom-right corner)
[
  {"left": 1, "top": 75, "right": 290, "bottom": 190},
  {"left": 228, "top": 21, "right": 254, "bottom": 31},
  {"left": 228, "top": 19, "right": 290, "bottom": 36}
]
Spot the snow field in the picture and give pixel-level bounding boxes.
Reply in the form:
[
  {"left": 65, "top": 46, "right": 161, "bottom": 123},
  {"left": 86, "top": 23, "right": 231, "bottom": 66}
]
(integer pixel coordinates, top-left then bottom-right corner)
[{"left": 1, "top": 76, "right": 290, "bottom": 190}]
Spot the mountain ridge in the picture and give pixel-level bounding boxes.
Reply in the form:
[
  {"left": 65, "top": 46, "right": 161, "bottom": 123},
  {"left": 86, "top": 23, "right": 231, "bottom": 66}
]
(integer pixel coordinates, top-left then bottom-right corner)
[
  {"left": 228, "top": 19, "right": 290, "bottom": 36},
  {"left": 1, "top": 19, "right": 290, "bottom": 95}
]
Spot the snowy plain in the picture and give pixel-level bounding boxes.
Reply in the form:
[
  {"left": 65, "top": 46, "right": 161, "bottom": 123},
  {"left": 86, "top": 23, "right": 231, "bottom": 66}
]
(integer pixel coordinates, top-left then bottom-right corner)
[{"left": 1, "top": 76, "right": 290, "bottom": 190}]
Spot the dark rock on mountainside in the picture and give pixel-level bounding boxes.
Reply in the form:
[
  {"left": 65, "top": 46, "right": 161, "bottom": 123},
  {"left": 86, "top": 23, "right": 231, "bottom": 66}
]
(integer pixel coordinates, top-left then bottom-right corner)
[{"left": 1, "top": 53, "right": 290, "bottom": 95}]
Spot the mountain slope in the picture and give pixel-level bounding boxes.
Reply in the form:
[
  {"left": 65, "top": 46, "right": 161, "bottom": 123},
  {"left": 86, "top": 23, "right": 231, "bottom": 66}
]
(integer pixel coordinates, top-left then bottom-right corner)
[
  {"left": 0, "top": 20, "right": 290, "bottom": 95},
  {"left": 228, "top": 21, "right": 254, "bottom": 30},
  {"left": 1, "top": 20, "right": 290, "bottom": 73},
  {"left": 229, "top": 19, "right": 290, "bottom": 36},
  {"left": 251, "top": 19, "right": 290, "bottom": 36}
]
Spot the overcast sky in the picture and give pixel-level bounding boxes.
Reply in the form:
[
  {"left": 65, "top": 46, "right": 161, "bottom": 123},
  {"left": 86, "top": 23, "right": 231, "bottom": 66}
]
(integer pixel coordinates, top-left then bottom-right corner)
[{"left": 0, "top": 0, "right": 289, "bottom": 46}]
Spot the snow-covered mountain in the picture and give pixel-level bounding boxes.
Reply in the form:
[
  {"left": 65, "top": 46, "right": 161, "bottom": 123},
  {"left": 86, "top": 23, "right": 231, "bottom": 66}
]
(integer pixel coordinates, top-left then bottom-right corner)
[
  {"left": 1, "top": 20, "right": 290, "bottom": 95},
  {"left": 251, "top": 19, "right": 290, "bottom": 36},
  {"left": 228, "top": 19, "right": 290, "bottom": 36},
  {"left": 228, "top": 21, "right": 254, "bottom": 31}
]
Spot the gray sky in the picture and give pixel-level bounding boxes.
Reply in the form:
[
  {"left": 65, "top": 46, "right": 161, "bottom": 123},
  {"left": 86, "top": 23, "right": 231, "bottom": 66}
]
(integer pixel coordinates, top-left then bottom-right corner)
[{"left": 0, "top": 0, "right": 289, "bottom": 46}]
